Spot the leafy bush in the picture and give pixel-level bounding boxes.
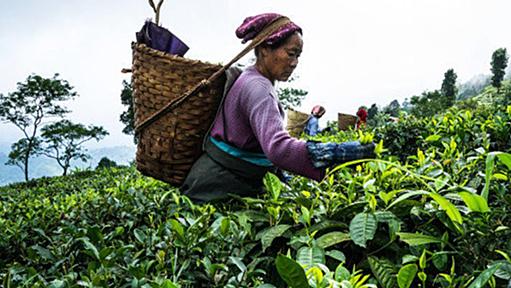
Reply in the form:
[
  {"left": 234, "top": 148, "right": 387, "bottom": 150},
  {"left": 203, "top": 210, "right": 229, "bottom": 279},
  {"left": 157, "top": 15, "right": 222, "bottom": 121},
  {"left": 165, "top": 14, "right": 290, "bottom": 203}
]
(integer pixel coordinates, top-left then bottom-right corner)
[{"left": 1, "top": 87, "right": 511, "bottom": 287}]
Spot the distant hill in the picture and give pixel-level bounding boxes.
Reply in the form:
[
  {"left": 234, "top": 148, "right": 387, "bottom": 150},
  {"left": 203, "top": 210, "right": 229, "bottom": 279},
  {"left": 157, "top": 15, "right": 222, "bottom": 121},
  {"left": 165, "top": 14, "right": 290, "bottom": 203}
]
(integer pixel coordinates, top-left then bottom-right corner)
[
  {"left": 0, "top": 145, "right": 136, "bottom": 186},
  {"left": 456, "top": 65, "right": 510, "bottom": 100},
  {"left": 457, "top": 74, "right": 491, "bottom": 100}
]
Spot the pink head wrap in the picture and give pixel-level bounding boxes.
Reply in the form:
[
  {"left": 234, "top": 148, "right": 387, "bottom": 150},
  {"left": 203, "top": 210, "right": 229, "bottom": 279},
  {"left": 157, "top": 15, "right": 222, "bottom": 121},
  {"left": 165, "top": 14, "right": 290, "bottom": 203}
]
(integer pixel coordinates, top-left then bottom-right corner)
[
  {"left": 235, "top": 13, "right": 302, "bottom": 46},
  {"left": 311, "top": 105, "right": 326, "bottom": 117}
]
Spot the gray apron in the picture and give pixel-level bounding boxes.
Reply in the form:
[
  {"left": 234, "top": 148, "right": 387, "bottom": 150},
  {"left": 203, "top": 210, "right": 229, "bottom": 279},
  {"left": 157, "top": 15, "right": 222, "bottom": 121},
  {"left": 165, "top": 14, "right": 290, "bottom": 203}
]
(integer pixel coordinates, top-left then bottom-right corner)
[{"left": 180, "top": 138, "right": 275, "bottom": 203}]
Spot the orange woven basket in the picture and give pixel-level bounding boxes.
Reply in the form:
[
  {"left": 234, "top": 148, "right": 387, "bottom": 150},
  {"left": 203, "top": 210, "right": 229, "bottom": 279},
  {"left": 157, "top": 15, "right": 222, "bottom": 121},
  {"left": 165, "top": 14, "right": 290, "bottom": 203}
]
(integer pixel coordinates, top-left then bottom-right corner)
[
  {"left": 338, "top": 112, "right": 358, "bottom": 131},
  {"left": 131, "top": 43, "right": 225, "bottom": 185},
  {"left": 286, "top": 108, "right": 309, "bottom": 137}
]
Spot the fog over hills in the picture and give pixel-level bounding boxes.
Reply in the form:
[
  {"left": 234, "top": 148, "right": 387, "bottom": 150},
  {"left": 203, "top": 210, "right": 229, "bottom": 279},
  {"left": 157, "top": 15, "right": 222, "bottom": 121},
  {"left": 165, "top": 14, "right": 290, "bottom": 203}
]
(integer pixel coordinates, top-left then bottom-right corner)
[{"left": 0, "top": 144, "right": 135, "bottom": 186}]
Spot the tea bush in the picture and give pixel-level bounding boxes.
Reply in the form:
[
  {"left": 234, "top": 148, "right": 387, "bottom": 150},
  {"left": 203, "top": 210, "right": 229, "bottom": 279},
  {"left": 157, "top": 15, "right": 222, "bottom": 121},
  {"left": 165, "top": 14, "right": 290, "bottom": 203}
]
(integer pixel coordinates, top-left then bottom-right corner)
[{"left": 1, "top": 89, "right": 511, "bottom": 287}]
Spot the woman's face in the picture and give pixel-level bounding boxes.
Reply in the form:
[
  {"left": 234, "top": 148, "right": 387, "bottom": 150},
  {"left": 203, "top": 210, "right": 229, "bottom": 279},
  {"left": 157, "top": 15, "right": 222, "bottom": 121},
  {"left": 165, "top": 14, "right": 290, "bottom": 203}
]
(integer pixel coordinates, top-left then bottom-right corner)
[{"left": 258, "top": 32, "right": 303, "bottom": 83}]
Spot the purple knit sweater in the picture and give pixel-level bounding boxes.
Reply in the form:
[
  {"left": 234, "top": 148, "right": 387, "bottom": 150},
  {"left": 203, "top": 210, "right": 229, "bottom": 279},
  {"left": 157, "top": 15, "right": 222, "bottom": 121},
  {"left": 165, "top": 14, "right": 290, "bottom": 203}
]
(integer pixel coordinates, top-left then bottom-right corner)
[{"left": 210, "top": 66, "right": 325, "bottom": 181}]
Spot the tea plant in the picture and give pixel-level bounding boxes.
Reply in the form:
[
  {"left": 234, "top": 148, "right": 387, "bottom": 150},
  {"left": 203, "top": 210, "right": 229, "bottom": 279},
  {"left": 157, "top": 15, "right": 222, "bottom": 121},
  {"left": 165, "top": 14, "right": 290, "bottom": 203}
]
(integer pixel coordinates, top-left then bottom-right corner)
[{"left": 1, "top": 87, "right": 511, "bottom": 287}]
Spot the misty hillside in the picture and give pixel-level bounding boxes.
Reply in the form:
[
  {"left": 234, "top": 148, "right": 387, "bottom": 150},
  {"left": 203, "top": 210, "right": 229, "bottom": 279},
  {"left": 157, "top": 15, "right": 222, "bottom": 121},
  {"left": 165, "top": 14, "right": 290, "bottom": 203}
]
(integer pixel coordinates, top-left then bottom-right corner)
[{"left": 0, "top": 145, "right": 135, "bottom": 186}]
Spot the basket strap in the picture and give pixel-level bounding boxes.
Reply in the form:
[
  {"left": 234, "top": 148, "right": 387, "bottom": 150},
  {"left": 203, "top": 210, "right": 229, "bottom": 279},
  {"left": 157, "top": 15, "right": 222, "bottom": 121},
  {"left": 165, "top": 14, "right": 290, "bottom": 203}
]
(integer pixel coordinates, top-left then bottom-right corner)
[{"left": 135, "top": 16, "right": 292, "bottom": 133}]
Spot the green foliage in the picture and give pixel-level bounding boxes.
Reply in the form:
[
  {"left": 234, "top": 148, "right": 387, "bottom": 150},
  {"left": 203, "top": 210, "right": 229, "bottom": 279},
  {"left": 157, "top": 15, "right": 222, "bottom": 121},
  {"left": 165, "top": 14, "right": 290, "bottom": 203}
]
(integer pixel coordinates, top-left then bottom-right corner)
[
  {"left": 349, "top": 212, "right": 377, "bottom": 248},
  {"left": 96, "top": 157, "right": 118, "bottom": 169},
  {"left": 277, "top": 77, "right": 308, "bottom": 110},
  {"left": 441, "top": 68, "right": 458, "bottom": 107},
  {"left": 383, "top": 99, "right": 400, "bottom": 117},
  {"left": 119, "top": 79, "right": 136, "bottom": 143},
  {"left": 40, "top": 120, "right": 108, "bottom": 175},
  {"left": 490, "top": 48, "right": 509, "bottom": 89},
  {"left": 275, "top": 255, "right": 309, "bottom": 288},
  {"left": 0, "top": 74, "right": 77, "bottom": 180},
  {"left": 1, "top": 82, "right": 511, "bottom": 287},
  {"left": 397, "top": 264, "right": 418, "bottom": 288},
  {"left": 467, "top": 264, "right": 501, "bottom": 288},
  {"left": 410, "top": 90, "right": 444, "bottom": 118},
  {"left": 368, "top": 257, "right": 397, "bottom": 288},
  {"left": 6, "top": 137, "right": 42, "bottom": 171}
]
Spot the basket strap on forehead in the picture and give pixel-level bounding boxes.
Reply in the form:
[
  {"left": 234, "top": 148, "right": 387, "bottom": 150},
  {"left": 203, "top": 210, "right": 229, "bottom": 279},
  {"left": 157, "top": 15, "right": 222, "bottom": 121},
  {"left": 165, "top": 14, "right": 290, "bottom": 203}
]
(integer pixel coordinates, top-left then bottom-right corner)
[{"left": 134, "top": 16, "right": 291, "bottom": 133}]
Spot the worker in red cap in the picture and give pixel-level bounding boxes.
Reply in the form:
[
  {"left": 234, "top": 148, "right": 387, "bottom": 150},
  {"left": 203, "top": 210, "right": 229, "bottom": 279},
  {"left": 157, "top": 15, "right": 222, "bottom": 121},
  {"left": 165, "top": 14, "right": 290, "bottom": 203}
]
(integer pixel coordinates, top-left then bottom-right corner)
[{"left": 356, "top": 106, "right": 368, "bottom": 130}]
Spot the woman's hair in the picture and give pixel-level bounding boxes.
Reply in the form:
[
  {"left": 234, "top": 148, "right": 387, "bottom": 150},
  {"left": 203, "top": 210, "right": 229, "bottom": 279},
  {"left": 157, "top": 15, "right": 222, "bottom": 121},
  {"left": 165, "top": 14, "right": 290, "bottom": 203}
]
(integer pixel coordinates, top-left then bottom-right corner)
[{"left": 254, "top": 31, "right": 301, "bottom": 58}]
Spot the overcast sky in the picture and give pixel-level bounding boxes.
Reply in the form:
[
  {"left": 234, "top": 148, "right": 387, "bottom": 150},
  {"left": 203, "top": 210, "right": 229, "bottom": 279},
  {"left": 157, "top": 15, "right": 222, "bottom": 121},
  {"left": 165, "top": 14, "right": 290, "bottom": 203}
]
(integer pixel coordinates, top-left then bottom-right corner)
[{"left": 1, "top": 0, "right": 510, "bottom": 148}]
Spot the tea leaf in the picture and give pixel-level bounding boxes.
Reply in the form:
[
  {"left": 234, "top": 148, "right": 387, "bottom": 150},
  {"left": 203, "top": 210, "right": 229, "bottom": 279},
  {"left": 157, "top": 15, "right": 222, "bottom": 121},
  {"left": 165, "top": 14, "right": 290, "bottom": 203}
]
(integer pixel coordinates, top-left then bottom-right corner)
[
  {"left": 429, "top": 192, "right": 463, "bottom": 224},
  {"left": 169, "top": 219, "right": 185, "bottom": 241},
  {"left": 30, "top": 245, "right": 53, "bottom": 261},
  {"left": 316, "top": 231, "right": 350, "bottom": 249},
  {"left": 402, "top": 254, "right": 419, "bottom": 264},
  {"left": 418, "top": 271, "right": 427, "bottom": 282},
  {"left": 496, "top": 152, "right": 511, "bottom": 170},
  {"left": 160, "top": 280, "right": 179, "bottom": 288},
  {"left": 264, "top": 173, "right": 282, "bottom": 200},
  {"left": 459, "top": 192, "right": 490, "bottom": 213},
  {"left": 325, "top": 250, "right": 346, "bottom": 262},
  {"left": 368, "top": 256, "right": 397, "bottom": 288},
  {"left": 79, "top": 238, "right": 100, "bottom": 260},
  {"left": 492, "top": 173, "right": 508, "bottom": 180},
  {"left": 275, "top": 255, "right": 309, "bottom": 288},
  {"left": 296, "top": 220, "right": 347, "bottom": 236},
  {"left": 425, "top": 135, "right": 441, "bottom": 142},
  {"left": 297, "top": 246, "right": 325, "bottom": 268},
  {"left": 229, "top": 256, "right": 247, "bottom": 272},
  {"left": 349, "top": 212, "right": 377, "bottom": 248},
  {"left": 220, "top": 217, "right": 231, "bottom": 235},
  {"left": 387, "top": 190, "right": 428, "bottom": 210},
  {"left": 467, "top": 264, "right": 501, "bottom": 288},
  {"left": 397, "top": 264, "right": 418, "bottom": 288},
  {"left": 257, "top": 224, "right": 291, "bottom": 251},
  {"left": 419, "top": 249, "right": 427, "bottom": 269},
  {"left": 397, "top": 232, "right": 442, "bottom": 246},
  {"left": 491, "top": 261, "right": 511, "bottom": 280},
  {"left": 432, "top": 252, "right": 449, "bottom": 270},
  {"left": 482, "top": 153, "right": 496, "bottom": 201},
  {"left": 306, "top": 266, "right": 324, "bottom": 286}
]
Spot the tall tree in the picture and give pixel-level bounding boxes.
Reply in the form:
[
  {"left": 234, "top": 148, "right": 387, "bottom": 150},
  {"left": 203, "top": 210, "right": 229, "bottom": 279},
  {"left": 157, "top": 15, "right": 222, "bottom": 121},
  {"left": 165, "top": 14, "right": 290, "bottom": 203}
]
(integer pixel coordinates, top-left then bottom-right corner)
[
  {"left": 0, "top": 74, "right": 76, "bottom": 180},
  {"left": 119, "top": 80, "right": 135, "bottom": 143},
  {"left": 490, "top": 48, "right": 509, "bottom": 90},
  {"left": 6, "top": 138, "right": 42, "bottom": 174},
  {"left": 441, "top": 68, "right": 458, "bottom": 107},
  {"left": 40, "top": 120, "right": 108, "bottom": 176}
]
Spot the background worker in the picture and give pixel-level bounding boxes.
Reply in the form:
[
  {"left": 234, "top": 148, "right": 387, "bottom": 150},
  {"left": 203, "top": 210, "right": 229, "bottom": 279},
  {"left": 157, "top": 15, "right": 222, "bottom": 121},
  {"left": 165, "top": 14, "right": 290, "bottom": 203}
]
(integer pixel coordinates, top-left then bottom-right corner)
[{"left": 304, "top": 105, "right": 326, "bottom": 136}]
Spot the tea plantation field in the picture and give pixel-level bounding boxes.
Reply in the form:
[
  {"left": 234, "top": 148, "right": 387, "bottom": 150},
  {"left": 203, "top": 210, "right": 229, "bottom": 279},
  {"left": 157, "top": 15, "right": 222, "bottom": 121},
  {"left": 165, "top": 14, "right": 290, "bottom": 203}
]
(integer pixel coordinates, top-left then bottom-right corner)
[{"left": 1, "top": 87, "right": 511, "bottom": 287}]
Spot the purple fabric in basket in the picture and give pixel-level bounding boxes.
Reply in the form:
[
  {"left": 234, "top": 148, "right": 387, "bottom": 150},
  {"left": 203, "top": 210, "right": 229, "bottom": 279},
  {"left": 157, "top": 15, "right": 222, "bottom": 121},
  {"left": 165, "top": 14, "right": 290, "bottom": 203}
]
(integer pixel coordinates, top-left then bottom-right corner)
[{"left": 136, "top": 21, "right": 189, "bottom": 56}]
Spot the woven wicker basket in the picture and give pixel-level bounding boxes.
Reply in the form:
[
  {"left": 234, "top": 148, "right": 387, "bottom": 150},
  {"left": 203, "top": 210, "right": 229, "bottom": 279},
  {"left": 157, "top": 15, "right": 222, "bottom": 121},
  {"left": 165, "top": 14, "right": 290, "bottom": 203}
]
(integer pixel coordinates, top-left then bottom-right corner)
[
  {"left": 131, "top": 43, "right": 225, "bottom": 185},
  {"left": 338, "top": 112, "right": 358, "bottom": 131},
  {"left": 286, "top": 108, "right": 309, "bottom": 137},
  {"left": 130, "top": 17, "right": 292, "bottom": 186}
]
